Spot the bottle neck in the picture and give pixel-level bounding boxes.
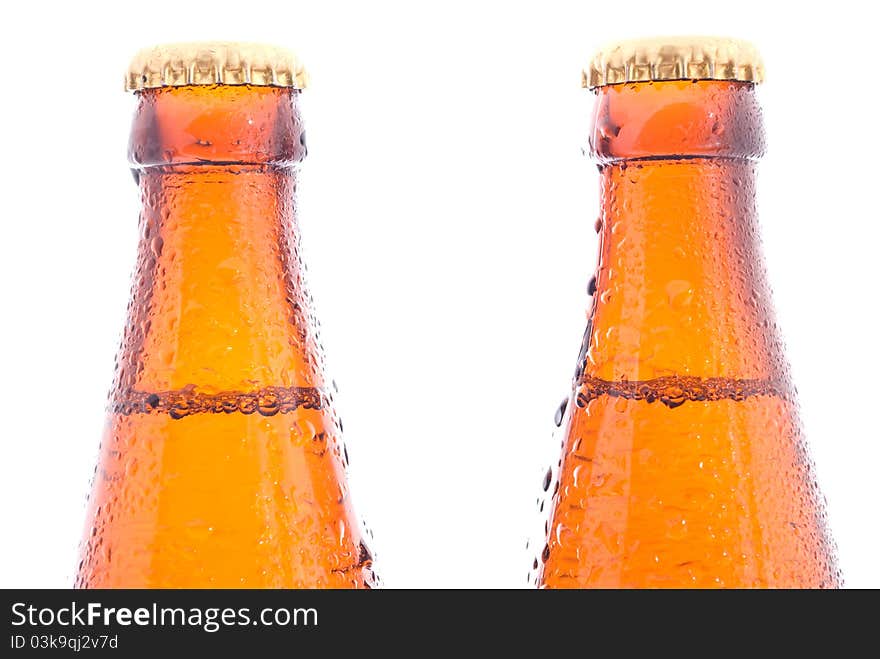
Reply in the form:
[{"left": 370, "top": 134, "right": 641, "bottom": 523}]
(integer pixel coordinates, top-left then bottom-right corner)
[
  {"left": 578, "top": 81, "right": 785, "bottom": 387},
  {"left": 116, "top": 87, "right": 320, "bottom": 399}
]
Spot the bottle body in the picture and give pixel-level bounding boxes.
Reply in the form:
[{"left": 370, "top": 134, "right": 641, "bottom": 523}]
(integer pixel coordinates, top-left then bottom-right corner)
[
  {"left": 534, "top": 80, "right": 839, "bottom": 588},
  {"left": 76, "top": 85, "right": 376, "bottom": 588}
]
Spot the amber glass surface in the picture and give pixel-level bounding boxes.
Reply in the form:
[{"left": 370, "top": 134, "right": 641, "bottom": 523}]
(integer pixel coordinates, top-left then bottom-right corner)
[
  {"left": 533, "top": 80, "right": 839, "bottom": 588},
  {"left": 76, "top": 86, "right": 376, "bottom": 588}
]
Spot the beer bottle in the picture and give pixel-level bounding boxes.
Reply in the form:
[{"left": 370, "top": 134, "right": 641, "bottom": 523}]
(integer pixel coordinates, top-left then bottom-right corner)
[
  {"left": 76, "top": 43, "right": 377, "bottom": 588},
  {"left": 532, "top": 37, "right": 840, "bottom": 588}
]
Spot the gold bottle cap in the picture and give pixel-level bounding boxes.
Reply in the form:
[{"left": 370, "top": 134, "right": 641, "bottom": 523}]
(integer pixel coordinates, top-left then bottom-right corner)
[
  {"left": 125, "top": 41, "right": 308, "bottom": 92},
  {"left": 584, "top": 36, "right": 764, "bottom": 89}
]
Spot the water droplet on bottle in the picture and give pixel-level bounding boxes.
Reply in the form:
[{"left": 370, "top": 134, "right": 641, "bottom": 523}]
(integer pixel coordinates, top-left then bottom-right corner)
[
  {"left": 660, "top": 385, "right": 687, "bottom": 408},
  {"left": 357, "top": 541, "right": 372, "bottom": 565},
  {"left": 666, "top": 279, "right": 693, "bottom": 308},
  {"left": 542, "top": 468, "right": 552, "bottom": 492},
  {"left": 598, "top": 119, "right": 621, "bottom": 139},
  {"left": 554, "top": 398, "right": 568, "bottom": 427},
  {"left": 169, "top": 402, "right": 190, "bottom": 419},
  {"left": 257, "top": 392, "right": 280, "bottom": 416}
]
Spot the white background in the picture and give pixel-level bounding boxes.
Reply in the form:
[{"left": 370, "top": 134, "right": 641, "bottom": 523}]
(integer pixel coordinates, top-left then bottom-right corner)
[{"left": 1, "top": 0, "right": 878, "bottom": 589}]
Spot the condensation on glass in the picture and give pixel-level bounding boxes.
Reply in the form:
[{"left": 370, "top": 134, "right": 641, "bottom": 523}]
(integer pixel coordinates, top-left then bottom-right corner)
[
  {"left": 76, "top": 42, "right": 377, "bottom": 588},
  {"left": 530, "top": 37, "right": 840, "bottom": 589}
]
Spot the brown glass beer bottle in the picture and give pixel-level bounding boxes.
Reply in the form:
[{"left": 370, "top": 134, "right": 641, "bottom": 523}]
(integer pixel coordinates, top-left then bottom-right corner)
[
  {"left": 76, "top": 43, "right": 377, "bottom": 588},
  {"left": 532, "top": 37, "right": 840, "bottom": 588}
]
